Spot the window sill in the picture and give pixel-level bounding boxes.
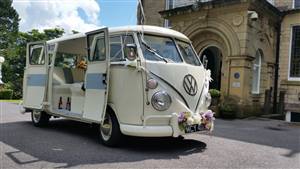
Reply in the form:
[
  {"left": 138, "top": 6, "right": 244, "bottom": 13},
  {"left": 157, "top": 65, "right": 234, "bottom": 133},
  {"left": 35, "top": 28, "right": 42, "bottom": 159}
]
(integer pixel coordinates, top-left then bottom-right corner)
[
  {"left": 251, "top": 93, "right": 263, "bottom": 98},
  {"left": 280, "top": 80, "right": 300, "bottom": 86}
]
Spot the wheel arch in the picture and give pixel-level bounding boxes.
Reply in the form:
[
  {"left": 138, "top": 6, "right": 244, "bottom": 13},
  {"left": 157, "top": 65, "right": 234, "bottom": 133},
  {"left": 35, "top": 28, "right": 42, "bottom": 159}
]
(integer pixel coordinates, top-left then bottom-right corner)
[{"left": 106, "top": 103, "right": 120, "bottom": 124}]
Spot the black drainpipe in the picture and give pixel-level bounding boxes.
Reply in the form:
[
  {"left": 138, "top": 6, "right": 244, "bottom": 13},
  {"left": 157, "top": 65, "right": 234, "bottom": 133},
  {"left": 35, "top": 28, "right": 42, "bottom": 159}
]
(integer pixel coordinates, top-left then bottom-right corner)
[{"left": 273, "top": 14, "right": 284, "bottom": 114}]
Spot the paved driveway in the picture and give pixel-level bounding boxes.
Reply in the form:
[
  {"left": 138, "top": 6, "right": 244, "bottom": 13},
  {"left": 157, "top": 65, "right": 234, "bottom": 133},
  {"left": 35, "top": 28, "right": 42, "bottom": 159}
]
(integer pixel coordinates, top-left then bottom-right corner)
[{"left": 1, "top": 102, "right": 299, "bottom": 168}]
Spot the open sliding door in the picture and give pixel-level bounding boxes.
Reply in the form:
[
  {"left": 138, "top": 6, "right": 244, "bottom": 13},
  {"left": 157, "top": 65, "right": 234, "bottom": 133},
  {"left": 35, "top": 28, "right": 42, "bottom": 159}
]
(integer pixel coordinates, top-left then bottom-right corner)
[
  {"left": 23, "top": 41, "right": 48, "bottom": 110},
  {"left": 83, "top": 27, "right": 110, "bottom": 122}
]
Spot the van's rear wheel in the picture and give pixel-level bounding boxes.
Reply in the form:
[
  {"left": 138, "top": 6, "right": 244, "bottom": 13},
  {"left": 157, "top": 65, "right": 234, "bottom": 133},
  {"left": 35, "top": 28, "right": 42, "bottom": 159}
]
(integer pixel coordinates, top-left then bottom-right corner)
[
  {"left": 99, "top": 112, "right": 122, "bottom": 146},
  {"left": 31, "top": 111, "right": 50, "bottom": 127}
]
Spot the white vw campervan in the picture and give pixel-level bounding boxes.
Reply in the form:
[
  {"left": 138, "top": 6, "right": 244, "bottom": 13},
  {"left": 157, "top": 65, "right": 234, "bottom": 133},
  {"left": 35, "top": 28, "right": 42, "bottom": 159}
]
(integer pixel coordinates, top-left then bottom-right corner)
[{"left": 22, "top": 26, "right": 214, "bottom": 146}]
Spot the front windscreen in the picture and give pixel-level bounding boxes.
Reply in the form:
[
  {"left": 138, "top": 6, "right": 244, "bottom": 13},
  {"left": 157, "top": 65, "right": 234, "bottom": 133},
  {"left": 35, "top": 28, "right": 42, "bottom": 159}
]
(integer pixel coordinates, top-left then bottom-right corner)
[
  {"left": 139, "top": 34, "right": 201, "bottom": 66},
  {"left": 176, "top": 40, "right": 201, "bottom": 66},
  {"left": 140, "top": 35, "right": 182, "bottom": 63}
]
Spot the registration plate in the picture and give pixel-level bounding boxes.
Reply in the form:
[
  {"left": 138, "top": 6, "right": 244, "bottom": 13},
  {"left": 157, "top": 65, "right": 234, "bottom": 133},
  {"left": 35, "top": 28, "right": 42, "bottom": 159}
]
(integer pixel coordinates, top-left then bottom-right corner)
[{"left": 185, "top": 124, "right": 206, "bottom": 133}]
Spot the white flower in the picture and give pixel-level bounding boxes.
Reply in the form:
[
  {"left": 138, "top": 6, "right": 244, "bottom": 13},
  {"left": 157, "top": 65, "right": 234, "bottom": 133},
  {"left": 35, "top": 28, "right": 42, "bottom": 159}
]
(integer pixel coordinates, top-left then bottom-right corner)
[
  {"left": 187, "top": 117, "right": 194, "bottom": 125},
  {"left": 193, "top": 115, "right": 202, "bottom": 124}
]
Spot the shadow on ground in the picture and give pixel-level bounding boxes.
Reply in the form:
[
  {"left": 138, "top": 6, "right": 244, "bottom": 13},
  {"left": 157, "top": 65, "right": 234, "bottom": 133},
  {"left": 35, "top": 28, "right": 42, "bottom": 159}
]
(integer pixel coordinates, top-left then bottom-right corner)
[{"left": 0, "top": 119, "right": 206, "bottom": 168}]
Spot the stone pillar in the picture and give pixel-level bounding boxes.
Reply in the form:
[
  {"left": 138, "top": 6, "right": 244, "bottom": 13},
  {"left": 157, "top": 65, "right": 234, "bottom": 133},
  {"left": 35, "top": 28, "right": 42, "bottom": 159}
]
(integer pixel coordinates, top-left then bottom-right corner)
[{"left": 227, "top": 55, "right": 254, "bottom": 117}]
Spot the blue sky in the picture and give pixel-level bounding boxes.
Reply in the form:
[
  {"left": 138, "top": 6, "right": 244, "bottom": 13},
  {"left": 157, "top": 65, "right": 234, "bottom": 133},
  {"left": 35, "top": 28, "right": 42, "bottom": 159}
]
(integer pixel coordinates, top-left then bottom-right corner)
[
  {"left": 12, "top": 0, "right": 138, "bottom": 33},
  {"left": 97, "top": 0, "right": 137, "bottom": 27}
]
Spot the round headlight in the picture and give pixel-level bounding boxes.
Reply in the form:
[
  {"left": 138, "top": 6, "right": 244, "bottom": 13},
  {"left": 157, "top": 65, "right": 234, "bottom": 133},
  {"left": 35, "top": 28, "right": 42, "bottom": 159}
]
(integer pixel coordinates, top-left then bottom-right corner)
[
  {"left": 151, "top": 91, "right": 172, "bottom": 111},
  {"left": 205, "top": 92, "right": 212, "bottom": 107}
]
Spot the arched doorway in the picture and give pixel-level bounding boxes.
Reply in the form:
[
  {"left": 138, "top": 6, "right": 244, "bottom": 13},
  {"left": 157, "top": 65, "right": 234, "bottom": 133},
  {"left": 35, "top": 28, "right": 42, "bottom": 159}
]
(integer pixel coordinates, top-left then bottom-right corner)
[{"left": 200, "top": 46, "right": 223, "bottom": 90}]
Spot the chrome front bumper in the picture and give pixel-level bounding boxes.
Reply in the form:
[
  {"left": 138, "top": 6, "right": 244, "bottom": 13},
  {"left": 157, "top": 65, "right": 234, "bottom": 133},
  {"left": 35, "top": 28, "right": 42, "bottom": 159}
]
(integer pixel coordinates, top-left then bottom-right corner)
[{"left": 119, "top": 113, "right": 212, "bottom": 137}]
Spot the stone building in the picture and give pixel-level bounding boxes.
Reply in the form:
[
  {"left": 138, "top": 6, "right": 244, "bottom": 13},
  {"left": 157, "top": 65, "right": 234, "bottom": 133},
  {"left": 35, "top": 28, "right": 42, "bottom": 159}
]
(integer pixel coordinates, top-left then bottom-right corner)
[
  {"left": 277, "top": 0, "right": 300, "bottom": 120},
  {"left": 137, "top": 0, "right": 300, "bottom": 118}
]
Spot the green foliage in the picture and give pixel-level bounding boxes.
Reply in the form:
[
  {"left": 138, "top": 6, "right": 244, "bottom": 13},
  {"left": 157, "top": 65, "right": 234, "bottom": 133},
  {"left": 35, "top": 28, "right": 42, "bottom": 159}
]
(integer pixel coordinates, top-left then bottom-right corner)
[
  {"left": 0, "top": 1, "right": 79, "bottom": 99},
  {"left": 219, "top": 96, "right": 239, "bottom": 118},
  {"left": 72, "top": 30, "right": 80, "bottom": 34},
  {"left": 220, "top": 104, "right": 235, "bottom": 112},
  {"left": 2, "top": 28, "right": 65, "bottom": 99},
  {"left": 0, "top": 89, "right": 13, "bottom": 99},
  {"left": 209, "top": 89, "right": 221, "bottom": 98},
  {"left": 0, "top": 0, "right": 19, "bottom": 50}
]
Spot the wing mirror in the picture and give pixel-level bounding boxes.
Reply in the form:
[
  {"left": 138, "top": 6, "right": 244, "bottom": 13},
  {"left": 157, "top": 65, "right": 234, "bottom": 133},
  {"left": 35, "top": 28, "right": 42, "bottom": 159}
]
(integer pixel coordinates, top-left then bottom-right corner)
[{"left": 124, "top": 44, "right": 137, "bottom": 61}]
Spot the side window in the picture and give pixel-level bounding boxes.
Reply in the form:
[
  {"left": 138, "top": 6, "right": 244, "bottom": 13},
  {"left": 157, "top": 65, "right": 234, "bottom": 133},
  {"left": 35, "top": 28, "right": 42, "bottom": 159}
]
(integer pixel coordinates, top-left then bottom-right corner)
[
  {"left": 92, "top": 37, "right": 106, "bottom": 61},
  {"left": 109, "top": 35, "right": 135, "bottom": 62},
  {"left": 48, "top": 53, "right": 53, "bottom": 65},
  {"left": 290, "top": 26, "right": 300, "bottom": 79},
  {"left": 252, "top": 50, "right": 262, "bottom": 94},
  {"left": 295, "top": 0, "right": 300, "bottom": 8},
  {"left": 122, "top": 35, "right": 135, "bottom": 59},
  {"left": 30, "top": 45, "right": 45, "bottom": 65},
  {"left": 177, "top": 40, "right": 201, "bottom": 66},
  {"left": 54, "top": 52, "right": 78, "bottom": 68},
  {"left": 47, "top": 44, "right": 56, "bottom": 65},
  {"left": 110, "top": 36, "right": 123, "bottom": 61}
]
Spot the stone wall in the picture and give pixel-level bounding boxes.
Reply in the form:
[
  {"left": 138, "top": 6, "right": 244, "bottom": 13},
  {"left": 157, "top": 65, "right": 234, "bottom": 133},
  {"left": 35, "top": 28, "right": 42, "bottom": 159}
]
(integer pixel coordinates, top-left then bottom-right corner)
[
  {"left": 137, "top": 0, "right": 165, "bottom": 26},
  {"left": 246, "top": 1, "right": 279, "bottom": 107},
  {"left": 166, "top": 1, "right": 278, "bottom": 111},
  {"left": 279, "top": 12, "right": 300, "bottom": 112}
]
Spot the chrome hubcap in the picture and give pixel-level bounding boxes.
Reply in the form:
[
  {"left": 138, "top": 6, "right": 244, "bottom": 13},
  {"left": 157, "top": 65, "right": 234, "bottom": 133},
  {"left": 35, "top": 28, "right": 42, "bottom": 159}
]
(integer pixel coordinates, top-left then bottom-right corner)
[
  {"left": 100, "top": 114, "right": 112, "bottom": 141},
  {"left": 32, "top": 111, "right": 41, "bottom": 123}
]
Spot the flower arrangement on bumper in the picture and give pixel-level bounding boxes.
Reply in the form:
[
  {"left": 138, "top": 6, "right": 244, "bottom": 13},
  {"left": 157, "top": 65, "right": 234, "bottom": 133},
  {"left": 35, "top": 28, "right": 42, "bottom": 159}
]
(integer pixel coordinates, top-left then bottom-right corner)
[{"left": 178, "top": 110, "right": 215, "bottom": 132}]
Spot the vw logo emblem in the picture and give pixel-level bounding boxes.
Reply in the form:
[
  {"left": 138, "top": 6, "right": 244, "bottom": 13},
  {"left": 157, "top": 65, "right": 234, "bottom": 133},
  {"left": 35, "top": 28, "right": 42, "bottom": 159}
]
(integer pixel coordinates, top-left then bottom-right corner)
[{"left": 183, "top": 74, "right": 198, "bottom": 96}]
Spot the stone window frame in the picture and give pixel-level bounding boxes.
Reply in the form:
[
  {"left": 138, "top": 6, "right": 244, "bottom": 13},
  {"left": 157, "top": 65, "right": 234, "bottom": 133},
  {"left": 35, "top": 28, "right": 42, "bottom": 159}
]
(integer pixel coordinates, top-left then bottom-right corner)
[
  {"left": 288, "top": 25, "right": 300, "bottom": 81},
  {"left": 164, "top": 0, "right": 175, "bottom": 28},
  {"left": 251, "top": 49, "right": 263, "bottom": 94},
  {"left": 293, "top": 0, "right": 300, "bottom": 9}
]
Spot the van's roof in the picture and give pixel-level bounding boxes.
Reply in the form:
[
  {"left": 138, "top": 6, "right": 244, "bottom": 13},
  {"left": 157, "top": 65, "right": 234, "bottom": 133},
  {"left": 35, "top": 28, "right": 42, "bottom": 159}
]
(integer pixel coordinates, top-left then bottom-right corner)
[{"left": 47, "top": 25, "right": 190, "bottom": 44}]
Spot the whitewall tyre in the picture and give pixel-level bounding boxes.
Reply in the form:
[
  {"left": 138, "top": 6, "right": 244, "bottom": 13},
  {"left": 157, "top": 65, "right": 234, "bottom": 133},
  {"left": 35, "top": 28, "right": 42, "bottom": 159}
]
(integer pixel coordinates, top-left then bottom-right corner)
[
  {"left": 31, "top": 111, "right": 50, "bottom": 127},
  {"left": 99, "top": 112, "right": 122, "bottom": 147}
]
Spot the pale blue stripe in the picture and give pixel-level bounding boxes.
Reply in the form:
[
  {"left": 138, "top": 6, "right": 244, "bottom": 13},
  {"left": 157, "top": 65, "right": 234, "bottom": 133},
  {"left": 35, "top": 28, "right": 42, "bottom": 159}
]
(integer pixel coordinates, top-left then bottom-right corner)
[
  {"left": 86, "top": 73, "right": 106, "bottom": 90},
  {"left": 27, "top": 74, "right": 46, "bottom": 86}
]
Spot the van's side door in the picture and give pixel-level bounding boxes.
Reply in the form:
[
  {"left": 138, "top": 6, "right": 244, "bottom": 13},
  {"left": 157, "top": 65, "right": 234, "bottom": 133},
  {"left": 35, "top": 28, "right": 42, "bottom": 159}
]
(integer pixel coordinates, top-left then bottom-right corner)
[
  {"left": 83, "top": 28, "right": 110, "bottom": 122},
  {"left": 23, "top": 41, "right": 48, "bottom": 109}
]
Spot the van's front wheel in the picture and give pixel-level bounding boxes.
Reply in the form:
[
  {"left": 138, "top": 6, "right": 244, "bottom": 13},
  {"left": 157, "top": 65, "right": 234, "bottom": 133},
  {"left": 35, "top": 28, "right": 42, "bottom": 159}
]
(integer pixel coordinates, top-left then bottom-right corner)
[
  {"left": 31, "top": 111, "right": 50, "bottom": 127},
  {"left": 100, "top": 112, "right": 122, "bottom": 146}
]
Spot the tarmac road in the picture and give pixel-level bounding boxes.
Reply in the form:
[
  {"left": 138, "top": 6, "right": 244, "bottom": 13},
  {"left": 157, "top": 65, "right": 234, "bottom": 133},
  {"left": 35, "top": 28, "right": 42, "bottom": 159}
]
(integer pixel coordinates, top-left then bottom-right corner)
[{"left": 1, "top": 102, "right": 299, "bottom": 169}]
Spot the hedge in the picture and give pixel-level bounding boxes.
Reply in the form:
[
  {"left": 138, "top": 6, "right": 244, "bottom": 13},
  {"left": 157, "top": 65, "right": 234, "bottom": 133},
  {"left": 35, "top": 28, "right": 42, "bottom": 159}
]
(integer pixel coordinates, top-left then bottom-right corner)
[{"left": 0, "top": 89, "right": 13, "bottom": 99}]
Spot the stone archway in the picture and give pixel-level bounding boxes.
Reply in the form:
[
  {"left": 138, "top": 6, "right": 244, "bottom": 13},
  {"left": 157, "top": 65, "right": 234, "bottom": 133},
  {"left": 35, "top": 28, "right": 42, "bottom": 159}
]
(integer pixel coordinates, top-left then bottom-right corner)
[
  {"left": 188, "top": 30, "right": 231, "bottom": 95},
  {"left": 181, "top": 18, "right": 241, "bottom": 57},
  {"left": 179, "top": 18, "right": 241, "bottom": 95},
  {"left": 200, "top": 46, "right": 223, "bottom": 90}
]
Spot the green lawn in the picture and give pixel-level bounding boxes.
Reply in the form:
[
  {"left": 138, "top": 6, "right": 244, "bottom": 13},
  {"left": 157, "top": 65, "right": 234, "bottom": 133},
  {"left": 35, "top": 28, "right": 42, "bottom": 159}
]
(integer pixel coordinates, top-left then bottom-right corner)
[{"left": 0, "top": 100, "right": 22, "bottom": 104}]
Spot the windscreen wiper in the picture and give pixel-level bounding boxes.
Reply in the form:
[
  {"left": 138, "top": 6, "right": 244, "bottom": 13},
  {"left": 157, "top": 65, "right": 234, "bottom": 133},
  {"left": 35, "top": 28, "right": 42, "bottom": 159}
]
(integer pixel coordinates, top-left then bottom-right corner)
[{"left": 141, "top": 40, "right": 168, "bottom": 63}]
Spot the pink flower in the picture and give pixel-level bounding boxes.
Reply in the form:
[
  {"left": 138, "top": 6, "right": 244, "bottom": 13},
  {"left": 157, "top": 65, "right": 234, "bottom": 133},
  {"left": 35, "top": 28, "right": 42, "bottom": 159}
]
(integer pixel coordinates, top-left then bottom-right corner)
[
  {"left": 178, "top": 112, "right": 185, "bottom": 123},
  {"left": 202, "top": 110, "right": 215, "bottom": 121}
]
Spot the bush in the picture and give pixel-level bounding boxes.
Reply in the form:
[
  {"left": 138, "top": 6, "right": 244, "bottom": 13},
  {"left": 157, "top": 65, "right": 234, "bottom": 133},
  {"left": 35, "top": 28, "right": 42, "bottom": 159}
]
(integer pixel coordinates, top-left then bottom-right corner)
[
  {"left": 209, "top": 89, "right": 221, "bottom": 98},
  {"left": 1, "top": 81, "right": 21, "bottom": 99},
  {"left": 0, "top": 89, "right": 13, "bottom": 99},
  {"left": 219, "top": 96, "right": 239, "bottom": 118}
]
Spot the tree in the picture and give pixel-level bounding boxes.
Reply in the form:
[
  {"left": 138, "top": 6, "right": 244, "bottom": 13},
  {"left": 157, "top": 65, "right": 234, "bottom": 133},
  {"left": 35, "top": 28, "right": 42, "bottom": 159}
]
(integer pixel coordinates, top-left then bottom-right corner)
[
  {"left": 0, "top": 1, "right": 67, "bottom": 99},
  {"left": 72, "top": 30, "right": 80, "bottom": 34},
  {"left": 2, "top": 28, "right": 65, "bottom": 99},
  {"left": 0, "top": 0, "right": 19, "bottom": 50}
]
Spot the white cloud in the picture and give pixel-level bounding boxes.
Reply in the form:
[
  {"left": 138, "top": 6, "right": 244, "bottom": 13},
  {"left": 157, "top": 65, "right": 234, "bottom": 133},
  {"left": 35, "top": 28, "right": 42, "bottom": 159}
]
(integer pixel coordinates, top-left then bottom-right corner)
[{"left": 12, "top": 0, "right": 101, "bottom": 33}]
